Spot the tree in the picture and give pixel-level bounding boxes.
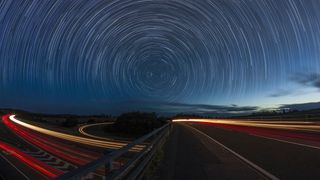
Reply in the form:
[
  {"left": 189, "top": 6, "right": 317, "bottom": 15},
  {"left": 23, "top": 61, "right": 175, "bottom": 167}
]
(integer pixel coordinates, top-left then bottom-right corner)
[
  {"left": 106, "top": 112, "right": 165, "bottom": 136},
  {"left": 61, "top": 118, "right": 78, "bottom": 128}
]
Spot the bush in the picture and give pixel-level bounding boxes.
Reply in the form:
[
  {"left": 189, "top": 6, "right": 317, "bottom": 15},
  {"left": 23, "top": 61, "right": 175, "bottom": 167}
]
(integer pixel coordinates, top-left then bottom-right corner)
[
  {"left": 87, "top": 119, "right": 96, "bottom": 124},
  {"left": 61, "top": 118, "right": 78, "bottom": 128},
  {"left": 106, "top": 112, "right": 166, "bottom": 136}
]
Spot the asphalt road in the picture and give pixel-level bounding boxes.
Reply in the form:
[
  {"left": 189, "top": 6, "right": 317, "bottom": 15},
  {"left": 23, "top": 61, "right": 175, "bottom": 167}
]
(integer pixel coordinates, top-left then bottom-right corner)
[
  {"left": 2, "top": 114, "right": 319, "bottom": 179},
  {"left": 0, "top": 115, "right": 125, "bottom": 179},
  {"left": 159, "top": 122, "right": 320, "bottom": 179},
  {"left": 157, "top": 123, "right": 264, "bottom": 180},
  {"left": 0, "top": 115, "right": 104, "bottom": 179},
  {"left": 0, "top": 121, "right": 47, "bottom": 180},
  {"left": 189, "top": 122, "right": 320, "bottom": 179},
  {"left": 0, "top": 153, "right": 30, "bottom": 180}
]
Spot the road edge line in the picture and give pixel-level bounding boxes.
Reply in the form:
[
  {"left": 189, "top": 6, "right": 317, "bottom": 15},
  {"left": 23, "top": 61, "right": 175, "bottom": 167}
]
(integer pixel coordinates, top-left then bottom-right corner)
[
  {"left": 252, "top": 134, "right": 320, "bottom": 150},
  {"left": 0, "top": 153, "right": 30, "bottom": 180},
  {"left": 184, "top": 124, "right": 280, "bottom": 180}
]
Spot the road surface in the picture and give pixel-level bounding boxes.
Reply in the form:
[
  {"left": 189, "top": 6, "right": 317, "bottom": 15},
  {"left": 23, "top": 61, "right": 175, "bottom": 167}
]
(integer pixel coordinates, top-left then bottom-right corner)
[
  {"left": 2, "top": 114, "right": 320, "bottom": 179},
  {"left": 0, "top": 114, "right": 131, "bottom": 179},
  {"left": 158, "top": 121, "right": 320, "bottom": 179},
  {"left": 157, "top": 123, "right": 266, "bottom": 180}
]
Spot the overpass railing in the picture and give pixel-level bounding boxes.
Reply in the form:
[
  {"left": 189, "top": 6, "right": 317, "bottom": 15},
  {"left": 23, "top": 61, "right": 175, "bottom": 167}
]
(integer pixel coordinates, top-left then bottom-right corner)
[{"left": 55, "top": 123, "right": 171, "bottom": 180}]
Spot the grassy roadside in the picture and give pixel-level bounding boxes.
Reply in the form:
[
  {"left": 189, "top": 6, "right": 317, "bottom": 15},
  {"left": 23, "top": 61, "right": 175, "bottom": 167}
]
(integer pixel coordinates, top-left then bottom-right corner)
[
  {"left": 143, "top": 143, "right": 165, "bottom": 180},
  {"left": 142, "top": 131, "right": 169, "bottom": 180}
]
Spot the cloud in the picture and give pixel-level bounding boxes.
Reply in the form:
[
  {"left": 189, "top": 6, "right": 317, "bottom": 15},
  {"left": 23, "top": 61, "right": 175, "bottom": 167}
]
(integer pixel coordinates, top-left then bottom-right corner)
[
  {"left": 291, "top": 72, "right": 320, "bottom": 89},
  {"left": 269, "top": 89, "right": 292, "bottom": 97},
  {"left": 279, "top": 101, "right": 320, "bottom": 111},
  {"left": 268, "top": 72, "right": 320, "bottom": 98},
  {"left": 119, "top": 101, "right": 259, "bottom": 116}
]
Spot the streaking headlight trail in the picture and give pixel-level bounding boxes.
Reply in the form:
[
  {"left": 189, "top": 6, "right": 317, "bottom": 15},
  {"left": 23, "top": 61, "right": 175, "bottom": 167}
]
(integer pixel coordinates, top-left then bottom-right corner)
[
  {"left": 8, "top": 115, "right": 143, "bottom": 151},
  {"left": 173, "top": 119, "right": 320, "bottom": 132}
]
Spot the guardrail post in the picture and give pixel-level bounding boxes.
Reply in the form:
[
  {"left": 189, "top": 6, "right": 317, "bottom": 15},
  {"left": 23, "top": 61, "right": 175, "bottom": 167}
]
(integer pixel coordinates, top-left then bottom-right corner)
[
  {"left": 106, "top": 159, "right": 113, "bottom": 175},
  {"left": 104, "top": 150, "right": 113, "bottom": 175}
]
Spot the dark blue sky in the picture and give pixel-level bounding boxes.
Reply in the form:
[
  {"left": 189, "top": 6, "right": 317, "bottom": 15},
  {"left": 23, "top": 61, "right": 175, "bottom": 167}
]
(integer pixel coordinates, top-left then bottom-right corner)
[{"left": 0, "top": 0, "right": 320, "bottom": 115}]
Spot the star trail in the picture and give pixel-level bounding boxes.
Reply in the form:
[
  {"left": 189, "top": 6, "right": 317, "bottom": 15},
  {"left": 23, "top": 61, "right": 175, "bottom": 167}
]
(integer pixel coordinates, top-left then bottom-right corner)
[{"left": 0, "top": 0, "right": 320, "bottom": 114}]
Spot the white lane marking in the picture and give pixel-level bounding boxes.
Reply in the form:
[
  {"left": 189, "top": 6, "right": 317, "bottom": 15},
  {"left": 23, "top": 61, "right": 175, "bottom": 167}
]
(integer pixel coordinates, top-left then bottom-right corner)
[
  {"left": 81, "top": 173, "right": 94, "bottom": 180},
  {"left": 46, "top": 158, "right": 62, "bottom": 165},
  {"left": 24, "top": 150, "right": 75, "bottom": 171},
  {"left": 0, "top": 153, "right": 30, "bottom": 180},
  {"left": 81, "top": 172, "right": 106, "bottom": 180},
  {"left": 38, "top": 155, "right": 55, "bottom": 161},
  {"left": 51, "top": 162, "right": 73, "bottom": 170},
  {"left": 252, "top": 134, "right": 320, "bottom": 150},
  {"left": 184, "top": 124, "right": 280, "bottom": 180},
  {"left": 32, "top": 153, "right": 74, "bottom": 170}
]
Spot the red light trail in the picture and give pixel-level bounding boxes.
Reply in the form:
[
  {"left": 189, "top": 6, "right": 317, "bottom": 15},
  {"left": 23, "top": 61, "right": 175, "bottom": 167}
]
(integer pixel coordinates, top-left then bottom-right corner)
[
  {"left": 173, "top": 119, "right": 320, "bottom": 143},
  {"left": 0, "top": 140, "right": 63, "bottom": 178}
]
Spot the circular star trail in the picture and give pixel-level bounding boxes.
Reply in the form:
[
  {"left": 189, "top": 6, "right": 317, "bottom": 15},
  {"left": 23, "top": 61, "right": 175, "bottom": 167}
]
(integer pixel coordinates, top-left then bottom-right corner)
[{"left": 0, "top": 0, "right": 320, "bottom": 113}]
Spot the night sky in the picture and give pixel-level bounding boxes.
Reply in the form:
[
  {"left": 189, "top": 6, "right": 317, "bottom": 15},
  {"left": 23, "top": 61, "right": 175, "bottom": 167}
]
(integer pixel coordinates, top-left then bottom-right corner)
[{"left": 1, "top": 0, "right": 320, "bottom": 115}]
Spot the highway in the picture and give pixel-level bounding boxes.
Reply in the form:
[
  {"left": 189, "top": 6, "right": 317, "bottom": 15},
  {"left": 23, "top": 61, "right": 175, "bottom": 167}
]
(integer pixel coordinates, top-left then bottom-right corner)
[
  {"left": 8, "top": 115, "right": 128, "bottom": 149},
  {"left": 173, "top": 119, "right": 320, "bottom": 149},
  {"left": 173, "top": 119, "right": 320, "bottom": 133},
  {"left": 0, "top": 115, "right": 60, "bottom": 179},
  {"left": 159, "top": 119, "right": 320, "bottom": 179},
  {"left": 78, "top": 122, "right": 116, "bottom": 141},
  {"left": 2, "top": 114, "right": 320, "bottom": 179},
  {"left": 0, "top": 149, "right": 38, "bottom": 180},
  {"left": 0, "top": 114, "right": 141, "bottom": 179}
]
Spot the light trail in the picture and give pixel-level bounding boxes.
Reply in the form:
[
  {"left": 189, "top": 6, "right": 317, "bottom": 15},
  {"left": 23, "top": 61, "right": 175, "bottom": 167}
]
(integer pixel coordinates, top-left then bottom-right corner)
[
  {"left": 2, "top": 115, "right": 88, "bottom": 165},
  {"left": 183, "top": 124, "right": 280, "bottom": 180},
  {"left": 8, "top": 115, "right": 143, "bottom": 151},
  {"left": 0, "top": 140, "right": 63, "bottom": 178},
  {"left": 2, "top": 115, "right": 123, "bottom": 175},
  {"left": 0, "top": 153, "right": 30, "bottom": 180},
  {"left": 173, "top": 119, "right": 320, "bottom": 144},
  {"left": 79, "top": 122, "right": 127, "bottom": 142},
  {"left": 172, "top": 119, "right": 320, "bottom": 132}
]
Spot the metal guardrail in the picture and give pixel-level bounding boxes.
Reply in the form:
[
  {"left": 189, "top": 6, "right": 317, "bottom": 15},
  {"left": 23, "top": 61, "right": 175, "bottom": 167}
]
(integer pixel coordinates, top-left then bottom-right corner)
[{"left": 55, "top": 123, "right": 171, "bottom": 180}]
